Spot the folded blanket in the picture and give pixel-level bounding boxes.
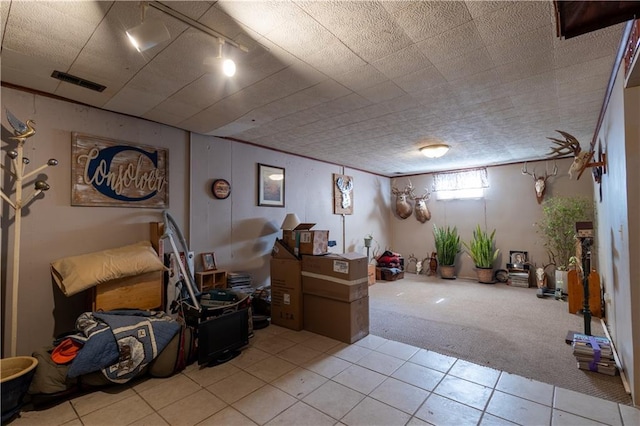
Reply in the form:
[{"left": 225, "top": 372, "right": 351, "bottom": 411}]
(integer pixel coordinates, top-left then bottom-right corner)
[
  {"left": 67, "top": 310, "right": 180, "bottom": 384},
  {"left": 51, "top": 241, "right": 166, "bottom": 296}
]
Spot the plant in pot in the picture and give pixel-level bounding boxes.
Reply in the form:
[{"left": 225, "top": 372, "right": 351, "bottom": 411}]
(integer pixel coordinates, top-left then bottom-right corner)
[
  {"left": 537, "top": 196, "right": 593, "bottom": 287},
  {"left": 463, "top": 225, "right": 499, "bottom": 283},
  {"left": 433, "top": 224, "right": 460, "bottom": 279}
]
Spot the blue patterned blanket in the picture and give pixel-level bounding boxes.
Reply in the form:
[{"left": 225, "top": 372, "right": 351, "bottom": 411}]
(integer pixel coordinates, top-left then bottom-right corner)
[{"left": 67, "top": 310, "right": 180, "bottom": 383}]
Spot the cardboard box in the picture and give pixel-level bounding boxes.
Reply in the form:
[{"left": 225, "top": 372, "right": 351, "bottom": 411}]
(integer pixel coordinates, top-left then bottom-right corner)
[
  {"left": 303, "top": 294, "right": 369, "bottom": 344},
  {"left": 272, "top": 239, "right": 299, "bottom": 260},
  {"left": 282, "top": 223, "right": 329, "bottom": 255},
  {"left": 301, "top": 253, "right": 369, "bottom": 302},
  {"left": 270, "top": 259, "right": 303, "bottom": 330},
  {"left": 367, "top": 264, "right": 376, "bottom": 286}
]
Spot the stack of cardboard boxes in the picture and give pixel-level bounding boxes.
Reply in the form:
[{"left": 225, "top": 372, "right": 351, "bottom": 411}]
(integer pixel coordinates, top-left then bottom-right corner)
[{"left": 270, "top": 224, "right": 369, "bottom": 343}]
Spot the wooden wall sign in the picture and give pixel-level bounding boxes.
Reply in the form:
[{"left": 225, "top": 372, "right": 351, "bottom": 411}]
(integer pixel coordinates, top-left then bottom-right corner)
[
  {"left": 71, "top": 133, "right": 169, "bottom": 208},
  {"left": 333, "top": 173, "right": 353, "bottom": 215}
]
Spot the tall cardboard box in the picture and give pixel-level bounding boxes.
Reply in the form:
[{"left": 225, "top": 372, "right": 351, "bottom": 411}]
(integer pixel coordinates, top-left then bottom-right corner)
[
  {"left": 272, "top": 239, "right": 299, "bottom": 260},
  {"left": 270, "top": 259, "right": 303, "bottom": 330},
  {"left": 282, "top": 223, "right": 329, "bottom": 255},
  {"left": 301, "top": 253, "right": 369, "bottom": 343},
  {"left": 303, "top": 294, "right": 369, "bottom": 344}
]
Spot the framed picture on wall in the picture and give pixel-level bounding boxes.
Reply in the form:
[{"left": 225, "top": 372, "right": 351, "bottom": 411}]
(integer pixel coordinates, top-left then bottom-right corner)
[{"left": 258, "top": 163, "right": 285, "bottom": 207}]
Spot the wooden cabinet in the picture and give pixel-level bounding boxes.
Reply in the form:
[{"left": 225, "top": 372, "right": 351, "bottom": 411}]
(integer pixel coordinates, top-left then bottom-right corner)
[{"left": 196, "top": 270, "right": 227, "bottom": 291}]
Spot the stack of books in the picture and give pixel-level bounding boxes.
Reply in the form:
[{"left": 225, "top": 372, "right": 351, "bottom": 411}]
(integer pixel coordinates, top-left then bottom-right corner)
[
  {"left": 227, "top": 271, "right": 253, "bottom": 294},
  {"left": 572, "top": 333, "right": 618, "bottom": 376}
]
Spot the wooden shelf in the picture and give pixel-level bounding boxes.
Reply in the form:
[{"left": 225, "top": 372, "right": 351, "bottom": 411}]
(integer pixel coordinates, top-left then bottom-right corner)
[{"left": 196, "top": 269, "right": 227, "bottom": 291}]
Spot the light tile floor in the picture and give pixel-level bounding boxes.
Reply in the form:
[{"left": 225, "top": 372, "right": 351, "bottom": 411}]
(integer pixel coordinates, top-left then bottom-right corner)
[{"left": 12, "top": 326, "right": 640, "bottom": 426}]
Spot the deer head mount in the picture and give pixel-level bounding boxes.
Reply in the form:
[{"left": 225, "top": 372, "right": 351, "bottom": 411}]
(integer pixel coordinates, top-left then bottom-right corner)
[
  {"left": 522, "top": 161, "right": 557, "bottom": 204},
  {"left": 391, "top": 179, "right": 414, "bottom": 219},
  {"left": 336, "top": 176, "right": 353, "bottom": 209},
  {"left": 409, "top": 186, "right": 431, "bottom": 223},
  {"left": 546, "top": 130, "right": 593, "bottom": 179}
]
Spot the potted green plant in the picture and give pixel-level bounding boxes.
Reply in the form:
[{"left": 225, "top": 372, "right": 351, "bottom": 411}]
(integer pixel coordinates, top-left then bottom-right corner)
[
  {"left": 433, "top": 224, "right": 460, "bottom": 279},
  {"left": 537, "top": 196, "right": 593, "bottom": 287},
  {"left": 463, "top": 225, "right": 499, "bottom": 283}
]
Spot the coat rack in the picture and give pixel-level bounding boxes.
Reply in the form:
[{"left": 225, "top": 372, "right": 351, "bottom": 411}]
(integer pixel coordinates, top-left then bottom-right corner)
[{"left": 1, "top": 110, "right": 57, "bottom": 357}]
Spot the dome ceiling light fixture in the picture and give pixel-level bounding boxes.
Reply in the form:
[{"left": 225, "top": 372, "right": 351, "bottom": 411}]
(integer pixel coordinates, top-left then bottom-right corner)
[{"left": 420, "top": 144, "right": 450, "bottom": 158}]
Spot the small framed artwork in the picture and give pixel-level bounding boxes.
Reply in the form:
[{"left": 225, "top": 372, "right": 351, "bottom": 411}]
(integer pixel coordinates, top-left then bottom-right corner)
[
  {"left": 201, "top": 252, "right": 217, "bottom": 271},
  {"left": 509, "top": 251, "right": 528, "bottom": 271},
  {"left": 258, "top": 163, "right": 285, "bottom": 207}
]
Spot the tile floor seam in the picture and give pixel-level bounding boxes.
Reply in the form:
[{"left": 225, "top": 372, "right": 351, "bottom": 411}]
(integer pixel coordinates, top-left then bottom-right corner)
[{"left": 552, "top": 406, "right": 618, "bottom": 426}]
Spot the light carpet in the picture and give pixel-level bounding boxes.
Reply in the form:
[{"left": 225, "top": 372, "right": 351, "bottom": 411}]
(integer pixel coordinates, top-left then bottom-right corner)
[{"left": 368, "top": 274, "right": 632, "bottom": 405}]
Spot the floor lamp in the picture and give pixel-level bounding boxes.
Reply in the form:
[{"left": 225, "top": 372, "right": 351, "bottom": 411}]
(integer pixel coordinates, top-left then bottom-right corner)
[{"left": 1, "top": 110, "right": 57, "bottom": 356}]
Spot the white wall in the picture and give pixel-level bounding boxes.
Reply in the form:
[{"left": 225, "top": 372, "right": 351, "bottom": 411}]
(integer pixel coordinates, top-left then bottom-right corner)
[{"left": 390, "top": 159, "right": 593, "bottom": 280}]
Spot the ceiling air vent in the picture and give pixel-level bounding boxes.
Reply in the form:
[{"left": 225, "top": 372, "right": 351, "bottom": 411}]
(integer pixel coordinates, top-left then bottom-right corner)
[{"left": 51, "top": 70, "right": 106, "bottom": 92}]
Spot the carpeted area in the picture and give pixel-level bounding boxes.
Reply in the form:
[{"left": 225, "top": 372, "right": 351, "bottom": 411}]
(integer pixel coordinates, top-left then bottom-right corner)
[{"left": 369, "top": 274, "right": 632, "bottom": 405}]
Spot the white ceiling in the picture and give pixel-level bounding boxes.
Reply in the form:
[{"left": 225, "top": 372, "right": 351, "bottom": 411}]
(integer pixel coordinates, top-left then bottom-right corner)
[{"left": 0, "top": 1, "right": 626, "bottom": 176}]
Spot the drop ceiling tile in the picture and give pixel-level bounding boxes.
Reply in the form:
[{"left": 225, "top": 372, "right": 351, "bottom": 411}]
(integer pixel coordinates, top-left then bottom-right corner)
[
  {"left": 265, "top": 13, "right": 339, "bottom": 60},
  {"left": 2, "top": 0, "right": 111, "bottom": 66},
  {"left": 103, "top": 86, "right": 168, "bottom": 118},
  {"left": 394, "top": 66, "right": 447, "bottom": 94},
  {"left": 494, "top": 51, "right": 554, "bottom": 83},
  {"left": 474, "top": 1, "right": 553, "bottom": 46},
  {"left": 1, "top": 48, "right": 66, "bottom": 93},
  {"left": 334, "top": 65, "right": 389, "bottom": 92},
  {"left": 373, "top": 45, "right": 435, "bottom": 80},
  {"left": 552, "top": 28, "right": 620, "bottom": 70},
  {"left": 142, "top": 108, "right": 191, "bottom": 128},
  {"left": 304, "top": 41, "right": 369, "bottom": 78},
  {"left": 216, "top": 0, "right": 301, "bottom": 36},
  {"left": 432, "top": 48, "right": 495, "bottom": 81},
  {"left": 417, "top": 20, "right": 486, "bottom": 65},
  {"left": 464, "top": 0, "right": 510, "bottom": 19},
  {"left": 179, "top": 97, "right": 254, "bottom": 133},
  {"left": 393, "top": 1, "right": 472, "bottom": 42},
  {"left": 485, "top": 25, "right": 554, "bottom": 67}
]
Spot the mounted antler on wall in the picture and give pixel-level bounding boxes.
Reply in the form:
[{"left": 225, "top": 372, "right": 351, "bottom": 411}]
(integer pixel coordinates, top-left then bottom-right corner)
[
  {"left": 333, "top": 174, "right": 354, "bottom": 215},
  {"left": 391, "top": 179, "right": 413, "bottom": 219},
  {"left": 409, "top": 186, "right": 431, "bottom": 223},
  {"left": 546, "top": 130, "right": 606, "bottom": 180},
  {"left": 522, "top": 161, "right": 557, "bottom": 204}
]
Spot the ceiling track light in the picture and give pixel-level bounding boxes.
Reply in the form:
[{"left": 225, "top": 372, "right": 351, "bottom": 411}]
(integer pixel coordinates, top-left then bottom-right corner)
[
  {"left": 126, "top": 2, "right": 170, "bottom": 52},
  {"left": 218, "top": 39, "right": 236, "bottom": 77},
  {"left": 147, "top": 1, "right": 249, "bottom": 53},
  {"left": 420, "top": 144, "right": 450, "bottom": 158}
]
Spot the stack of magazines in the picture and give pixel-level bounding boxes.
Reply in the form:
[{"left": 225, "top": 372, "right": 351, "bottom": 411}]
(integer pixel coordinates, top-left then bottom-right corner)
[
  {"left": 226, "top": 271, "right": 253, "bottom": 294},
  {"left": 572, "top": 333, "right": 618, "bottom": 376}
]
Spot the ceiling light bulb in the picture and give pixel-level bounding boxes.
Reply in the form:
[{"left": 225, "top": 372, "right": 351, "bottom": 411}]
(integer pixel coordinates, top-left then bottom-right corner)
[
  {"left": 420, "top": 144, "right": 450, "bottom": 158},
  {"left": 222, "top": 58, "right": 236, "bottom": 77},
  {"left": 269, "top": 173, "right": 283, "bottom": 181}
]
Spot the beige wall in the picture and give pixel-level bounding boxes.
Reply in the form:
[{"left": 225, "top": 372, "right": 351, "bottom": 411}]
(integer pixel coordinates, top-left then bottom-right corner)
[
  {"left": 1, "top": 87, "right": 390, "bottom": 356},
  {"left": 189, "top": 134, "right": 390, "bottom": 287},
  {"left": 1, "top": 87, "right": 190, "bottom": 357},
  {"left": 389, "top": 159, "right": 593, "bottom": 280}
]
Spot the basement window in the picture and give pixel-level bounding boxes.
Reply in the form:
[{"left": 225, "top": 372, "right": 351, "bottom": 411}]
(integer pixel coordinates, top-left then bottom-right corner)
[{"left": 433, "top": 168, "right": 488, "bottom": 200}]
